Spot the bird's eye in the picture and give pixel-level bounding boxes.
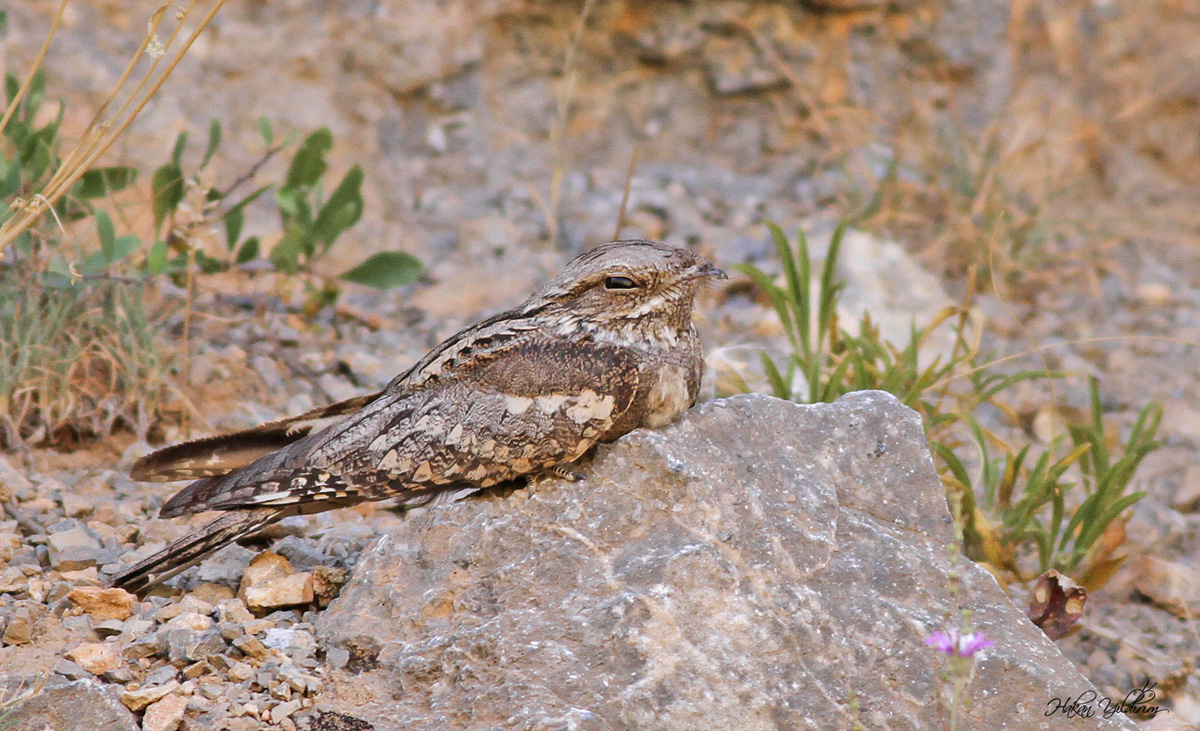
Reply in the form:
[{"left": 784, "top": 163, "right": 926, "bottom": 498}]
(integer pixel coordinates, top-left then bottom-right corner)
[{"left": 604, "top": 275, "right": 638, "bottom": 290}]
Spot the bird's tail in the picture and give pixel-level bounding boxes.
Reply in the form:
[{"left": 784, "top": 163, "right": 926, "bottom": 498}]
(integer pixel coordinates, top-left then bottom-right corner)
[{"left": 107, "top": 508, "right": 285, "bottom": 595}]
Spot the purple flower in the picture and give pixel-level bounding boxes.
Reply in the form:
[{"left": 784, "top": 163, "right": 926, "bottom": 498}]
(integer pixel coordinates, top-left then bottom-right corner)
[{"left": 925, "top": 628, "right": 995, "bottom": 658}]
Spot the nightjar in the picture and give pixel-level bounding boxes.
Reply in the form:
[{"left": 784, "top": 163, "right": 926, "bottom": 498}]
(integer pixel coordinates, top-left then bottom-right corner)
[{"left": 110, "top": 240, "right": 724, "bottom": 592}]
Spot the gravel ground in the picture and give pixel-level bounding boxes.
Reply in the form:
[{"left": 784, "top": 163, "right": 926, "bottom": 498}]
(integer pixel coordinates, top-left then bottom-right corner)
[{"left": 4, "top": 1, "right": 1200, "bottom": 728}]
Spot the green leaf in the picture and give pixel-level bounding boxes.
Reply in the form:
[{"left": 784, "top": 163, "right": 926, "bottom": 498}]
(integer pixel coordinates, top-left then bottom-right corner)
[
  {"left": 170, "top": 131, "right": 189, "bottom": 168},
  {"left": 41, "top": 271, "right": 75, "bottom": 289},
  {"left": 147, "top": 240, "right": 168, "bottom": 276},
  {"left": 275, "top": 186, "right": 313, "bottom": 230},
  {"left": 257, "top": 116, "right": 274, "bottom": 145},
  {"left": 269, "top": 227, "right": 308, "bottom": 274},
  {"left": 0, "top": 156, "right": 19, "bottom": 197},
  {"left": 235, "top": 236, "right": 260, "bottom": 264},
  {"left": 284, "top": 127, "right": 332, "bottom": 189},
  {"left": 81, "top": 235, "right": 139, "bottom": 273},
  {"left": 223, "top": 207, "right": 244, "bottom": 251},
  {"left": 96, "top": 210, "right": 115, "bottom": 264},
  {"left": 195, "top": 249, "right": 225, "bottom": 274},
  {"left": 758, "top": 352, "right": 790, "bottom": 400},
  {"left": 338, "top": 251, "right": 423, "bottom": 289},
  {"left": 3, "top": 73, "right": 17, "bottom": 108},
  {"left": 25, "top": 69, "right": 45, "bottom": 122},
  {"left": 151, "top": 163, "right": 184, "bottom": 231},
  {"left": 75, "top": 166, "right": 139, "bottom": 199},
  {"left": 201, "top": 118, "right": 222, "bottom": 169},
  {"left": 313, "top": 164, "right": 363, "bottom": 247},
  {"left": 222, "top": 184, "right": 271, "bottom": 249}
]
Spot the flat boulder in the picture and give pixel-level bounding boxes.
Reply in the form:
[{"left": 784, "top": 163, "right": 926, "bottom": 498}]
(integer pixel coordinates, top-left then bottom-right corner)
[
  {"left": 2, "top": 676, "right": 138, "bottom": 731},
  {"left": 314, "top": 392, "right": 1137, "bottom": 730}
]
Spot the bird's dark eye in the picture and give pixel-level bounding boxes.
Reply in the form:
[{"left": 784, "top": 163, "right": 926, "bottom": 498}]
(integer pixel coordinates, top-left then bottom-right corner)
[{"left": 604, "top": 275, "right": 638, "bottom": 290}]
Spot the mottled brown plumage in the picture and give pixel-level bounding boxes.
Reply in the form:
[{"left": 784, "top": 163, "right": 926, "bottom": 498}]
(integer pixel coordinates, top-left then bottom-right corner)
[{"left": 110, "top": 240, "right": 724, "bottom": 592}]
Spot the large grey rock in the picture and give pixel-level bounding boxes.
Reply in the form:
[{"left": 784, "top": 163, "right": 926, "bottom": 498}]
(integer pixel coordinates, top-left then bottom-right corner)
[
  {"left": 314, "top": 392, "right": 1136, "bottom": 730},
  {"left": 2, "top": 676, "right": 138, "bottom": 731}
]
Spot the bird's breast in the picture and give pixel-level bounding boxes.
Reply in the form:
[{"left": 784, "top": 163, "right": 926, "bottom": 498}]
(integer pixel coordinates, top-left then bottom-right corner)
[{"left": 644, "top": 363, "right": 696, "bottom": 428}]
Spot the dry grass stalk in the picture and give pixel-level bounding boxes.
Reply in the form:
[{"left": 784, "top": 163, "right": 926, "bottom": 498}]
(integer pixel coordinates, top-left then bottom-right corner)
[{"left": 0, "top": 0, "right": 229, "bottom": 258}]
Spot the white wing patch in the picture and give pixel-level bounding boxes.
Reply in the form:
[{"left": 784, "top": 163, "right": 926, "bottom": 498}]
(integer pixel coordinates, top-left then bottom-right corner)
[
  {"left": 565, "top": 389, "right": 616, "bottom": 424},
  {"left": 504, "top": 396, "right": 535, "bottom": 415}
]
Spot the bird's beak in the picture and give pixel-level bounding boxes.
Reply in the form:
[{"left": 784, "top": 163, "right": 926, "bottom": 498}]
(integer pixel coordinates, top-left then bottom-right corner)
[{"left": 686, "top": 261, "right": 727, "bottom": 281}]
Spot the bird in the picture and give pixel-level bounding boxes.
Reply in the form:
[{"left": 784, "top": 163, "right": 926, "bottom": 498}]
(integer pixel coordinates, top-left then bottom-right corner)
[{"left": 109, "top": 240, "right": 725, "bottom": 593}]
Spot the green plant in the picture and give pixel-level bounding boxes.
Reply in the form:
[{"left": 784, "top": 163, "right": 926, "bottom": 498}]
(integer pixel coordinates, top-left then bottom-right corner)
[
  {"left": 735, "top": 223, "right": 1046, "bottom": 435},
  {"left": 738, "top": 223, "right": 1161, "bottom": 591},
  {"left": 936, "top": 378, "right": 1161, "bottom": 588},
  {"left": 0, "top": 71, "right": 166, "bottom": 448},
  {"left": 149, "top": 120, "right": 422, "bottom": 311},
  {"left": 0, "top": 73, "right": 421, "bottom": 447},
  {"left": 0, "top": 0, "right": 229, "bottom": 256}
]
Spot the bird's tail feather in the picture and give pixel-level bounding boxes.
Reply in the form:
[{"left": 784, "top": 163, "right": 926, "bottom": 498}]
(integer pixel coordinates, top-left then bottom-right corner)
[
  {"left": 107, "top": 508, "right": 285, "bottom": 595},
  {"left": 129, "top": 391, "right": 381, "bottom": 482}
]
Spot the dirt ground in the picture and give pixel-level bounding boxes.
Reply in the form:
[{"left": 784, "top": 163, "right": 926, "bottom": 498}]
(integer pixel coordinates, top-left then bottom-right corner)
[{"left": 3, "top": 0, "right": 1200, "bottom": 727}]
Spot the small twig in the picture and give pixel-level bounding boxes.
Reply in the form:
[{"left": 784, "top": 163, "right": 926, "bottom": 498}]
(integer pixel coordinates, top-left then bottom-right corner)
[
  {"left": 180, "top": 238, "right": 198, "bottom": 440},
  {"left": 612, "top": 145, "right": 639, "bottom": 241},
  {"left": 729, "top": 17, "right": 831, "bottom": 140},
  {"left": 545, "top": 0, "right": 597, "bottom": 246},
  {"left": 75, "top": 273, "right": 144, "bottom": 285},
  {"left": 216, "top": 143, "right": 285, "bottom": 203}
]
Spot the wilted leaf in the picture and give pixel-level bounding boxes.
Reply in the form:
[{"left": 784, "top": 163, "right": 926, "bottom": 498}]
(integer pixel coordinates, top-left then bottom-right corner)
[
  {"left": 1028, "top": 569, "right": 1087, "bottom": 640},
  {"left": 339, "top": 252, "right": 422, "bottom": 290}
]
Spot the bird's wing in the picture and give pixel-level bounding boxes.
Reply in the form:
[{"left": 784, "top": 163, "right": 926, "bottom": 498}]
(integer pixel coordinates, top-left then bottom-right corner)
[
  {"left": 133, "top": 303, "right": 542, "bottom": 483},
  {"left": 155, "top": 335, "right": 641, "bottom": 516},
  {"left": 129, "top": 392, "right": 382, "bottom": 481}
]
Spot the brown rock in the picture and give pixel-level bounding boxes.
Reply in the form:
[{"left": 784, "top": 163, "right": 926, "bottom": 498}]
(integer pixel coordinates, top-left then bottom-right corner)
[
  {"left": 189, "top": 582, "right": 236, "bottom": 605},
  {"left": 1172, "top": 464, "right": 1200, "bottom": 511},
  {"left": 243, "top": 574, "right": 315, "bottom": 611},
  {"left": 1, "top": 608, "right": 33, "bottom": 645},
  {"left": 316, "top": 393, "right": 1139, "bottom": 730},
  {"left": 238, "top": 552, "right": 293, "bottom": 593},
  {"left": 67, "top": 586, "right": 135, "bottom": 621},
  {"left": 1128, "top": 555, "right": 1200, "bottom": 619},
  {"left": 141, "top": 693, "right": 189, "bottom": 731},
  {"left": 120, "top": 680, "right": 180, "bottom": 712},
  {"left": 238, "top": 552, "right": 314, "bottom": 610},
  {"left": 312, "top": 565, "right": 349, "bottom": 607},
  {"left": 66, "top": 641, "right": 124, "bottom": 676}
]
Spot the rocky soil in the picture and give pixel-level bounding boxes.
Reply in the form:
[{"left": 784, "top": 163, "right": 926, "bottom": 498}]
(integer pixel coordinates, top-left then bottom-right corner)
[{"left": 3, "top": 1, "right": 1200, "bottom": 729}]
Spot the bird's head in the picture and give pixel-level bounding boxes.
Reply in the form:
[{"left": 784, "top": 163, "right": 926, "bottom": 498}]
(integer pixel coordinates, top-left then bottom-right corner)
[{"left": 522, "top": 240, "right": 725, "bottom": 338}]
